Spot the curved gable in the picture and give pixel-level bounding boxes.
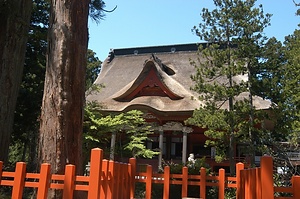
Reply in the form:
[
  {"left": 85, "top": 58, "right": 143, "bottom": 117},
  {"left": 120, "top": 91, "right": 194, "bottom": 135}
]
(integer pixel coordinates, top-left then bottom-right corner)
[{"left": 114, "top": 59, "right": 183, "bottom": 102}]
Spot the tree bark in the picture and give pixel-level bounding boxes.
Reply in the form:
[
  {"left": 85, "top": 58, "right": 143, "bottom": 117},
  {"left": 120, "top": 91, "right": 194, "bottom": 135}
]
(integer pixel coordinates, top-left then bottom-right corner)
[
  {"left": 38, "top": 0, "right": 89, "bottom": 198},
  {"left": 0, "top": 0, "right": 32, "bottom": 163}
]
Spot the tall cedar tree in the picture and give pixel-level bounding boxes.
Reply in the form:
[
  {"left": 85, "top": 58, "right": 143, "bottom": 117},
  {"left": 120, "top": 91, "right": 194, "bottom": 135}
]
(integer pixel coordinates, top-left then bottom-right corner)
[
  {"left": 38, "top": 0, "right": 89, "bottom": 197},
  {"left": 283, "top": 29, "right": 300, "bottom": 144},
  {"left": 11, "top": 0, "right": 48, "bottom": 171},
  {"left": 186, "top": 0, "right": 271, "bottom": 173},
  {"left": 0, "top": 0, "right": 32, "bottom": 163}
]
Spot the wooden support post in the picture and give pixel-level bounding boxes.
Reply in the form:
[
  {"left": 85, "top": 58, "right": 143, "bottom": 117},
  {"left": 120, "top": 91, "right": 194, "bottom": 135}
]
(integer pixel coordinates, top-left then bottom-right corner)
[
  {"left": 126, "top": 164, "right": 131, "bottom": 199},
  {"left": 107, "top": 160, "right": 115, "bottom": 199},
  {"left": 200, "top": 167, "right": 206, "bottom": 199},
  {"left": 63, "top": 164, "right": 76, "bottom": 199},
  {"left": 12, "top": 162, "right": 26, "bottom": 199},
  {"left": 129, "top": 158, "right": 136, "bottom": 199},
  {"left": 145, "top": 165, "right": 152, "bottom": 199},
  {"left": 163, "top": 166, "right": 170, "bottom": 199},
  {"left": 256, "top": 168, "right": 261, "bottom": 199},
  {"left": 120, "top": 163, "right": 127, "bottom": 199},
  {"left": 245, "top": 170, "right": 250, "bottom": 199},
  {"left": 182, "top": 131, "right": 187, "bottom": 164},
  {"left": 240, "top": 170, "right": 245, "bottom": 199},
  {"left": 260, "top": 156, "right": 274, "bottom": 199},
  {"left": 250, "top": 169, "right": 256, "bottom": 199},
  {"left": 218, "top": 168, "right": 225, "bottom": 199},
  {"left": 158, "top": 127, "right": 164, "bottom": 170},
  {"left": 182, "top": 166, "right": 188, "bottom": 198},
  {"left": 88, "top": 148, "right": 103, "bottom": 199},
  {"left": 293, "top": 176, "right": 300, "bottom": 199},
  {"left": 236, "top": 162, "right": 244, "bottom": 199},
  {"left": 100, "top": 159, "right": 109, "bottom": 199},
  {"left": 37, "top": 163, "right": 51, "bottom": 199},
  {"left": 114, "top": 163, "right": 121, "bottom": 199}
]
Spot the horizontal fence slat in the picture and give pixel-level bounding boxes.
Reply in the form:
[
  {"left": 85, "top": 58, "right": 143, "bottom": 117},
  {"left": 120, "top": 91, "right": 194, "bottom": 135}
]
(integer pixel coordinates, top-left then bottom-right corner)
[
  {"left": 2, "top": 171, "right": 15, "bottom": 178},
  {"left": 274, "top": 186, "right": 293, "bottom": 193},
  {"left": 51, "top": 174, "right": 65, "bottom": 181},
  {"left": 24, "top": 181, "right": 39, "bottom": 188},
  {"left": 0, "top": 180, "right": 14, "bottom": 186},
  {"left": 25, "top": 173, "right": 40, "bottom": 179},
  {"left": 50, "top": 183, "right": 64, "bottom": 189},
  {"left": 74, "top": 184, "right": 89, "bottom": 191}
]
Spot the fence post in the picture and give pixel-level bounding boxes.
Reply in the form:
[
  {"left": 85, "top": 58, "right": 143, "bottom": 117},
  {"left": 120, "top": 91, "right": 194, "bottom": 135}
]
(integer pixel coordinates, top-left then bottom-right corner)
[
  {"left": 62, "top": 164, "right": 76, "bottom": 199},
  {"left": 126, "top": 163, "right": 131, "bottom": 199},
  {"left": 114, "top": 162, "right": 121, "bottom": 199},
  {"left": 37, "top": 163, "right": 51, "bottom": 199},
  {"left": 100, "top": 159, "right": 109, "bottom": 199},
  {"left": 293, "top": 176, "right": 300, "bottom": 199},
  {"left": 182, "top": 166, "right": 188, "bottom": 198},
  {"left": 88, "top": 148, "right": 103, "bottom": 199},
  {"left": 200, "top": 167, "right": 206, "bottom": 199},
  {"left": 250, "top": 169, "right": 256, "bottom": 199},
  {"left": 11, "top": 162, "right": 27, "bottom": 199},
  {"left": 236, "top": 162, "right": 244, "bottom": 199},
  {"left": 107, "top": 160, "right": 115, "bottom": 199},
  {"left": 218, "top": 168, "right": 225, "bottom": 199},
  {"left": 163, "top": 166, "right": 170, "bottom": 199},
  {"left": 145, "top": 165, "right": 152, "bottom": 199},
  {"left": 129, "top": 158, "right": 136, "bottom": 199},
  {"left": 260, "top": 156, "right": 274, "bottom": 199},
  {"left": 120, "top": 163, "right": 127, "bottom": 199},
  {"left": 240, "top": 170, "right": 246, "bottom": 199},
  {"left": 256, "top": 168, "right": 261, "bottom": 199}
]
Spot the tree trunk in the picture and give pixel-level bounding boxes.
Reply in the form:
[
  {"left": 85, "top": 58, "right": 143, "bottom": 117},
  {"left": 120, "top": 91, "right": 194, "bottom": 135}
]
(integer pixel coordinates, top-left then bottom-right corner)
[
  {"left": 38, "top": 0, "right": 89, "bottom": 198},
  {"left": 0, "top": 0, "right": 32, "bottom": 163}
]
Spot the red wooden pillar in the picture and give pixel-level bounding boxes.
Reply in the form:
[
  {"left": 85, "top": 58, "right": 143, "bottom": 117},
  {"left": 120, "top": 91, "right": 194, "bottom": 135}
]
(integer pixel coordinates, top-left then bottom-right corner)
[
  {"left": 293, "top": 176, "right": 300, "bottom": 199},
  {"left": 218, "top": 168, "right": 225, "bottom": 199},
  {"left": 37, "top": 163, "right": 51, "bottom": 199},
  {"left": 12, "top": 162, "right": 26, "bottom": 199},
  {"left": 129, "top": 158, "right": 136, "bottom": 199},
  {"left": 163, "top": 166, "right": 170, "bottom": 199},
  {"left": 182, "top": 166, "right": 188, "bottom": 198},
  {"left": 235, "top": 162, "right": 244, "bottom": 199},
  {"left": 260, "top": 156, "right": 274, "bottom": 199},
  {"left": 256, "top": 168, "right": 261, "bottom": 199},
  {"left": 200, "top": 167, "right": 206, "bottom": 199},
  {"left": 63, "top": 164, "right": 76, "bottom": 199},
  {"left": 107, "top": 160, "right": 115, "bottom": 199},
  {"left": 240, "top": 170, "right": 246, "bottom": 199},
  {"left": 100, "top": 159, "right": 109, "bottom": 199},
  {"left": 249, "top": 169, "right": 256, "bottom": 199},
  {"left": 145, "top": 165, "right": 152, "bottom": 199},
  {"left": 88, "top": 148, "right": 103, "bottom": 199},
  {"left": 114, "top": 163, "right": 121, "bottom": 199}
]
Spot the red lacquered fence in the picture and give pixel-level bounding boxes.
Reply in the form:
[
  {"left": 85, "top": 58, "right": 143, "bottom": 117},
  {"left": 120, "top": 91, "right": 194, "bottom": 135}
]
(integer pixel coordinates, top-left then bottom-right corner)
[{"left": 0, "top": 148, "right": 300, "bottom": 199}]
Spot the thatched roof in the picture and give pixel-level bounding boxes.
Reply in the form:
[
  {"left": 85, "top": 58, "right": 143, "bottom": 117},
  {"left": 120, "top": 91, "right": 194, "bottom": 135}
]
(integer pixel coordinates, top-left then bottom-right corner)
[{"left": 86, "top": 43, "right": 271, "bottom": 113}]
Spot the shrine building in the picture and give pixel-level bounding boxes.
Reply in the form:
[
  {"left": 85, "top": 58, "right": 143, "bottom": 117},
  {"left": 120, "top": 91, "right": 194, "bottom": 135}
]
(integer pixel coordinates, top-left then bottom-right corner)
[{"left": 86, "top": 43, "right": 273, "bottom": 172}]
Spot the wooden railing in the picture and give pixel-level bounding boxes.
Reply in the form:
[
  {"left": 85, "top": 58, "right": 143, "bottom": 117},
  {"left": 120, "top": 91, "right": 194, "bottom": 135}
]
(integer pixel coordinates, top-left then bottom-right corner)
[
  {"left": 0, "top": 148, "right": 300, "bottom": 199},
  {"left": 0, "top": 148, "right": 135, "bottom": 199}
]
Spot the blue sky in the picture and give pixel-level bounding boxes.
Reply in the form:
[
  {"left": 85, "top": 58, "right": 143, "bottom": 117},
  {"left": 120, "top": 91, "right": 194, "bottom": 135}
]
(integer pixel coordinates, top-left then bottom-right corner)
[{"left": 88, "top": 0, "right": 299, "bottom": 61}]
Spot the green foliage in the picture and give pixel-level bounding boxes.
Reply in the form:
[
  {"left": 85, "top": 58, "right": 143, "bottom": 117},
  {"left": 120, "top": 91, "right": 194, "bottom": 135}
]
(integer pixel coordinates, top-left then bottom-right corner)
[
  {"left": 282, "top": 29, "right": 300, "bottom": 144},
  {"left": 86, "top": 49, "right": 102, "bottom": 89},
  {"left": 89, "top": 0, "right": 106, "bottom": 23},
  {"left": 83, "top": 105, "right": 159, "bottom": 159},
  {"left": 187, "top": 0, "right": 271, "bottom": 171}
]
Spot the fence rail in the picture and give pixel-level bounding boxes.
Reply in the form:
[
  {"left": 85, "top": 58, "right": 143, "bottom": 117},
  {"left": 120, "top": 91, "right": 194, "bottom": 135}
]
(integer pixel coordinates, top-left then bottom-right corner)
[{"left": 0, "top": 148, "right": 300, "bottom": 199}]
